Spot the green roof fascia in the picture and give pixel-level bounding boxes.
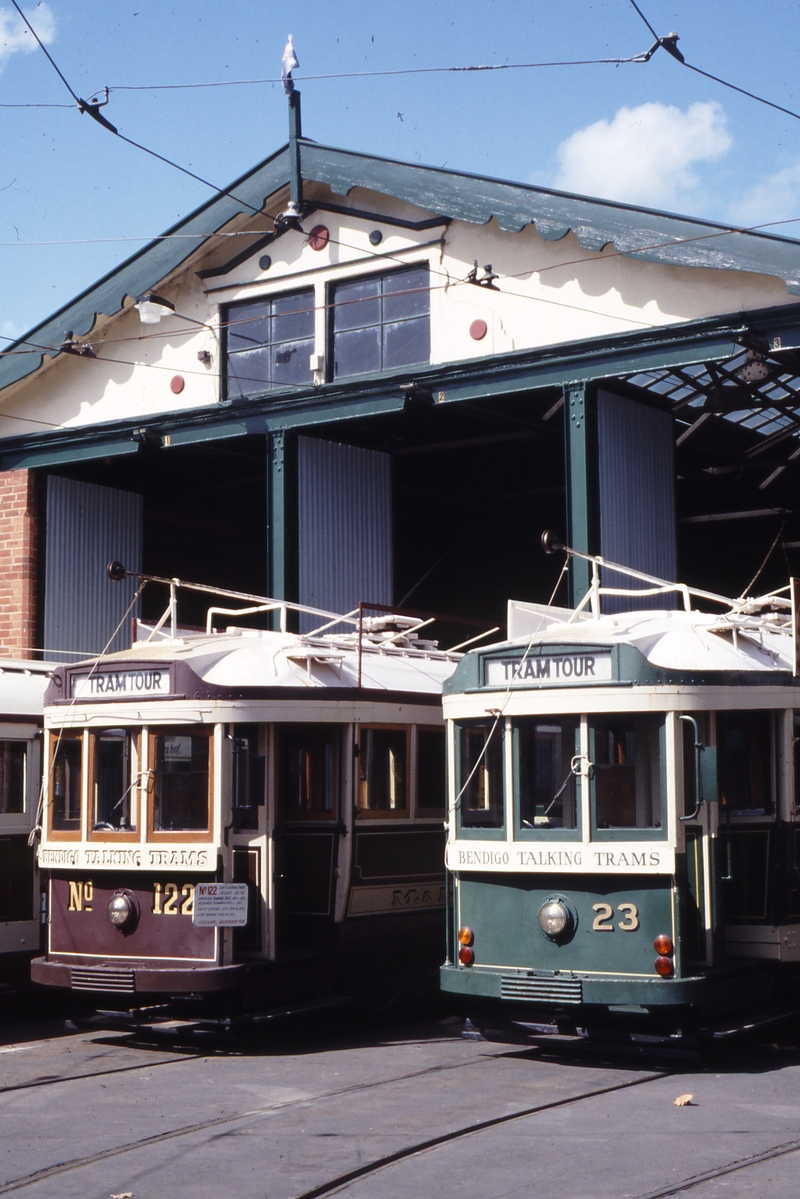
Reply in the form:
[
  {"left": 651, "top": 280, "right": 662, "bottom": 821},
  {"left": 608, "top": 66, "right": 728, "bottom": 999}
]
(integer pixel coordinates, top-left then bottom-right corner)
[
  {"left": 0, "top": 146, "right": 292, "bottom": 395},
  {"left": 1, "top": 302, "right": 793, "bottom": 472},
  {"left": 301, "top": 141, "right": 800, "bottom": 291}
]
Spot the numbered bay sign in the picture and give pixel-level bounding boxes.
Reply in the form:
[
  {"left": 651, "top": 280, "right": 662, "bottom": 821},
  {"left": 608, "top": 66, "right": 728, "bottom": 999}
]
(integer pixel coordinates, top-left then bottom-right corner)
[{"left": 192, "top": 882, "right": 249, "bottom": 927}]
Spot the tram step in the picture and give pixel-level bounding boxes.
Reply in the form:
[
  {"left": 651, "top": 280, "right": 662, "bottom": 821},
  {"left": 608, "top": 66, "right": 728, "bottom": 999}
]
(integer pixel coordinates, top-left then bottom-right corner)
[
  {"left": 500, "top": 975, "right": 583, "bottom": 1004},
  {"left": 70, "top": 966, "right": 136, "bottom": 994}
]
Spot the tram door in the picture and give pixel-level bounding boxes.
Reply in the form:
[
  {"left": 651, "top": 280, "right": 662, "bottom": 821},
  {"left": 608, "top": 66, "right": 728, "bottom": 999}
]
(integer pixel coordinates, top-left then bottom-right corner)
[
  {"left": 272, "top": 724, "right": 345, "bottom": 957},
  {"left": 681, "top": 715, "right": 717, "bottom": 966}
]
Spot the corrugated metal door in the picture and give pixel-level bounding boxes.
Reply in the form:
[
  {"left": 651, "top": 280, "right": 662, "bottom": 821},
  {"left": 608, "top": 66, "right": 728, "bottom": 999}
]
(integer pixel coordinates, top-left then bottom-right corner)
[
  {"left": 44, "top": 476, "right": 142, "bottom": 657},
  {"left": 597, "top": 390, "right": 676, "bottom": 612},
  {"left": 297, "top": 437, "right": 392, "bottom": 629}
]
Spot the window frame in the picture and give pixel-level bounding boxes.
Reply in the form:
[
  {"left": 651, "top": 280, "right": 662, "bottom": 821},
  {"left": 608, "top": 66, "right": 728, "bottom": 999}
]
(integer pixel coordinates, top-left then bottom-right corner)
[
  {"left": 718, "top": 709, "right": 777, "bottom": 822},
  {"left": 328, "top": 263, "right": 431, "bottom": 382},
  {"left": 223, "top": 286, "right": 316, "bottom": 401},
  {"left": 511, "top": 715, "right": 583, "bottom": 842},
  {"left": 0, "top": 735, "right": 29, "bottom": 825},
  {"left": 588, "top": 713, "right": 667, "bottom": 841},
  {"left": 355, "top": 724, "right": 411, "bottom": 821},
  {"left": 276, "top": 722, "right": 341, "bottom": 824},
  {"left": 88, "top": 728, "right": 141, "bottom": 842},
  {"left": 454, "top": 717, "right": 506, "bottom": 840},
  {"left": 413, "top": 725, "right": 447, "bottom": 819},
  {"left": 47, "top": 730, "right": 84, "bottom": 841},
  {"left": 147, "top": 727, "right": 214, "bottom": 843}
]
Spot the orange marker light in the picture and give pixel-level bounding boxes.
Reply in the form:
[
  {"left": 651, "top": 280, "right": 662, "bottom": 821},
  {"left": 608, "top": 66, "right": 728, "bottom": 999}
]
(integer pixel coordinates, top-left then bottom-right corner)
[
  {"left": 654, "top": 956, "right": 674, "bottom": 977},
  {"left": 654, "top": 934, "right": 673, "bottom": 956},
  {"left": 458, "top": 927, "right": 474, "bottom": 946},
  {"left": 458, "top": 946, "right": 474, "bottom": 966}
]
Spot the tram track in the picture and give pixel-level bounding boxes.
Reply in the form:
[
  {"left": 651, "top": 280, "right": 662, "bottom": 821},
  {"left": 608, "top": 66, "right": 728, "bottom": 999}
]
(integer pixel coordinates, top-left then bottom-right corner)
[{"left": 0, "top": 1048, "right": 668, "bottom": 1196}]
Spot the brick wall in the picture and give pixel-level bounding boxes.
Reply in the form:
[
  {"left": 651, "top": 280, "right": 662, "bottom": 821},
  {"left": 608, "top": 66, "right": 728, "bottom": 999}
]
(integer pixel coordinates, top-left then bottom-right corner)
[{"left": 0, "top": 470, "right": 38, "bottom": 659}]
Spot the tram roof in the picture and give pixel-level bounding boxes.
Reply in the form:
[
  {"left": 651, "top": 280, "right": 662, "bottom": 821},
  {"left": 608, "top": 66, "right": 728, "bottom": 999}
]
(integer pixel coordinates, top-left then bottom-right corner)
[
  {"left": 444, "top": 601, "right": 796, "bottom": 695},
  {"left": 45, "top": 625, "right": 458, "bottom": 707}
]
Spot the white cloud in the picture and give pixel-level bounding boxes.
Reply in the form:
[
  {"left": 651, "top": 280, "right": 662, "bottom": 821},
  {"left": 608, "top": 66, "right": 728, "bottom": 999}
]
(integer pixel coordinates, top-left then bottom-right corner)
[
  {"left": 1, "top": 318, "right": 24, "bottom": 343},
  {"left": 0, "top": 3, "right": 56, "bottom": 72},
  {"left": 551, "top": 101, "right": 732, "bottom": 210},
  {"left": 728, "top": 162, "right": 800, "bottom": 229}
]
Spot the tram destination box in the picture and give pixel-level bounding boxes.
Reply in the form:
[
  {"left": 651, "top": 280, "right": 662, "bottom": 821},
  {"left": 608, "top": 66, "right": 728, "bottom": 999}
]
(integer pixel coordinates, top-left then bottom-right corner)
[{"left": 192, "top": 883, "right": 249, "bottom": 927}]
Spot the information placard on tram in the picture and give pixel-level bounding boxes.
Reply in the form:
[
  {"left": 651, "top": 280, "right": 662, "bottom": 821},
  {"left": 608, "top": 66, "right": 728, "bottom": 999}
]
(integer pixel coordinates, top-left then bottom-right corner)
[
  {"left": 192, "top": 882, "right": 249, "bottom": 927},
  {"left": 485, "top": 651, "right": 612, "bottom": 687},
  {"left": 70, "top": 667, "right": 171, "bottom": 699}
]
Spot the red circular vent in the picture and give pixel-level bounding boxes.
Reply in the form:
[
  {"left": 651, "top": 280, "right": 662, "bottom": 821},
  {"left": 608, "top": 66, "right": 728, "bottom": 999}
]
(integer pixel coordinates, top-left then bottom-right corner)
[
  {"left": 469, "top": 319, "right": 488, "bottom": 341},
  {"left": 170, "top": 375, "right": 185, "bottom": 394},
  {"left": 308, "top": 225, "right": 330, "bottom": 251}
]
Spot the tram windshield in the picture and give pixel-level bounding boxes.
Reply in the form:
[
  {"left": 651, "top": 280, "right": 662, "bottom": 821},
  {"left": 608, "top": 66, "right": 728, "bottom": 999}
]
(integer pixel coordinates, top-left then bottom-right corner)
[
  {"left": 514, "top": 717, "right": 579, "bottom": 830},
  {"left": 458, "top": 720, "right": 504, "bottom": 829},
  {"left": 0, "top": 741, "right": 26, "bottom": 815},
  {"left": 590, "top": 716, "right": 662, "bottom": 831},
  {"left": 151, "top": 729, "right": 211, "bottom": 833},
  {"left": 717, "top": 711, "right": 773, "bottom": 816},
  {"left": 51, "top": 735, "right": 82, "bottom": 832},
  {"left": 92, "top": 730, "right": 136, "bottom": 832}
]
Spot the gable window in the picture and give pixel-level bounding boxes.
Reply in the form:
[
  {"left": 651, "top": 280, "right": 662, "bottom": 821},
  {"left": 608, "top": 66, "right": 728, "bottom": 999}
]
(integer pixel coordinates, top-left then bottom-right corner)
[
  {"left": 331, "top": 265, "right": 430, "bottom": 379},
  {"left": 224, "top": 289, "right": 314, "bottom": 399}
]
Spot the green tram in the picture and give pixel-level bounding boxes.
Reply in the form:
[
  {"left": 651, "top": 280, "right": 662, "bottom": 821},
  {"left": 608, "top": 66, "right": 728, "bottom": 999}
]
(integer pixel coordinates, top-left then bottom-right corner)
[{"left": 440, "top": 537, "right": 800, "bottom": 1041}]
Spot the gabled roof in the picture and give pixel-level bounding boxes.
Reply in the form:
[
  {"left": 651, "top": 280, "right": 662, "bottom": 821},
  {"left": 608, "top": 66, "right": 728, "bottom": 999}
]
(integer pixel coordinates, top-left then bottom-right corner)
[{"left": 4, "top": 139, "right": 800, "bottom": 397}]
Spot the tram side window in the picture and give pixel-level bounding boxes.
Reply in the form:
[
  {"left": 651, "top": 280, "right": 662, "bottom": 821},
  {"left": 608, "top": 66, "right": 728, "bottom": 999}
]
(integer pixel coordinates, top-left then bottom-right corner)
[
  {"left": 279, "top": 724, "right": 338, "bottom": 818},
  {"left": 717, "top": 711, "right": 772, "bottom": 816},
  {"left": 591, "top": 716, "right": 662, "bottom": 830},
  {"left": 515, "top": 717, "right": 579, "bottom": 830},
  {"left": 357, "top": 728, "right": 407, "bottom": 813},
  {"left": 416, "top": 728, "right": 446, "bottom": 813},
  {"left": 232, "top": 723, "right": 265, "bottom": 831},
  {"left": 51, "top": 735, "right": 82, "bottom": 832},
  {"left": 92, "top": 730, "right": 136, "bottom": 833},
  {"left": 152, "top": 731, "right": 211, "bottom": 832},
  {"left": 458, "top": 720, "right": 504, "bottom": 829},
  {"left": 0, "top": 741, "right": 26, "bottom": 815}
]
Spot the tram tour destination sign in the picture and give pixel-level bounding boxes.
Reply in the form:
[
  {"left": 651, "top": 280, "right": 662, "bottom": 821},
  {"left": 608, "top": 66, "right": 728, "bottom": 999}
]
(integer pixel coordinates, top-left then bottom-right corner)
[
  {"left": 485, "top": 651, "right": 612, "bottom": 687},
  {"left": 192, "top": 882, "right": 249, "bottom": 927},
  {"left": 70, "top": 667, "right": 171, "bottom": 699}
]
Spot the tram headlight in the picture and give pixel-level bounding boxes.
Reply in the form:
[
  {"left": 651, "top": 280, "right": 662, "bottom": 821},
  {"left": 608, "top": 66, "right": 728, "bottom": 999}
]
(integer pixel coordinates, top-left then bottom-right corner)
[
  {"left": 654, "top": 934, "right": 674, "bottom": 956},
  {"left": 107, "top": 891, "right": 138, "bottom": 932},
  {"left": 538, "top": 899, "right": 573, "bottom": 941}
]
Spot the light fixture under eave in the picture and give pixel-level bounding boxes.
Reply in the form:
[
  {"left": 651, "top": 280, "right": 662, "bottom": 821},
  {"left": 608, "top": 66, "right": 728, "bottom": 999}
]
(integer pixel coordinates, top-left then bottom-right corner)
[
  {"left": 737, "top": 349, "right": 772, "bottom": 385},
  {"left": 135, "top": 293, "right": 176, "bottom": 325}
]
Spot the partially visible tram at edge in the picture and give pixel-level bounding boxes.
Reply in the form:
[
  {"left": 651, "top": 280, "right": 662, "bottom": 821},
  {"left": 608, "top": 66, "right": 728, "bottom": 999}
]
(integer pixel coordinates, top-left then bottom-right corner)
[
  {"left": 32, "top": 570, "right": 459, "bottom": 1016},
  {"left": 0, "top": 659, "right": 54, "bottom": 994},
  {"left": 441, "top": 536, "right": 800, "bottom": 1043}
]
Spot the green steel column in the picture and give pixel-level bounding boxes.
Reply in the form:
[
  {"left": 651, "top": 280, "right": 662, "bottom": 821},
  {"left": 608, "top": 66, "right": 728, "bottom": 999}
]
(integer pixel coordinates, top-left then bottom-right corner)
[
  {"left": 563, "top": 382, "right": 598, "bottom": 608},
  {"left": 267, "top": 431, "right": 298, "bottom": 629}
]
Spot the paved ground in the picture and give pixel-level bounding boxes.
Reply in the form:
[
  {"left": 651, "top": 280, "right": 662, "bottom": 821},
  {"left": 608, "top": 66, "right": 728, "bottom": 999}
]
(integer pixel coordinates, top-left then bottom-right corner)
[{"left": 0, "top": 1012, "right": 799, "bottom": 1198}]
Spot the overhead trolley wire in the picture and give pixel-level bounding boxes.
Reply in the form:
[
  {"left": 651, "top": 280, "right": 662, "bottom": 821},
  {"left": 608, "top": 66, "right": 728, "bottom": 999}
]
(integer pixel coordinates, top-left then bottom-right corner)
[{"left": 626, "top": 0, "right": 800, "bottom": 124}]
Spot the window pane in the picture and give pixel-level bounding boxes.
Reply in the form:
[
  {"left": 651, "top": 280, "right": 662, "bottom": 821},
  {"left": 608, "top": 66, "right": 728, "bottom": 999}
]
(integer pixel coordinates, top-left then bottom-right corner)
[
  {"left": 52, "top": 737, "right": 82, "bottom": 831},
  {"left": 227, "top": 300, "right": 272, "bottom": 352},
  {"left": 516, "top": 717, "right": 579, "bottom": 830},
  {"left": 592, "top": 717, "right": 662, "bottom": 829},
  {"left": 718, "top": 711, "right": 772, "bottom": 815},
  {"left": 272, "top": 291, "right": 314, "bottom": 342},
  {"left": 279, "top": 725, "right": 338, "bottom": 817},
  {"left": 333, "top": 277, "right": 381, "bottom": 331},
  {"left": 358, "top": 728, "right": 407, "bottom": 811},
  {"left": 93, "top": 730, "right": 135, "bottom": 832},
  {"left": 153, "top": 732, "right": 210, "bottom": 832},
  {"left": 383, "top": 317, "right": 430, "bottom": 370},
  {"left": 272, "top": 336, "right": 314, "bottom": 386},
  {"left": 334, "top": 325, "right": 381, "bottom": 377},
  {"left": 227, "top": 346, "right": 272, "bottom": 397},
  {"left": 417, "top": 729, "right": 446, "bottom": 811},
  {"left": 383, "top": 266, "right": 429, "bottom": 320},
  {"left": 0, "top": 742, "right": 25, "bottom": 815},
  {"left": 459, "top": 720, "right": 504, "bottom": 829}
]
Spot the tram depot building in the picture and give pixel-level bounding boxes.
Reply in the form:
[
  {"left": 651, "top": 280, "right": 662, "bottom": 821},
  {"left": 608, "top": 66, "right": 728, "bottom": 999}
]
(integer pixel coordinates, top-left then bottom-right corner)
[{"left": 5, "top": 113, "right": 800, "bottom": 931}]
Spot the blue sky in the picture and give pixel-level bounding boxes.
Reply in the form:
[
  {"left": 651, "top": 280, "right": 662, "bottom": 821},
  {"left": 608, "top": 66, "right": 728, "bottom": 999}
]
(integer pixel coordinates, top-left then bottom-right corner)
[{"left": 2, "top": 0, "right": 800, "bottom": 342}]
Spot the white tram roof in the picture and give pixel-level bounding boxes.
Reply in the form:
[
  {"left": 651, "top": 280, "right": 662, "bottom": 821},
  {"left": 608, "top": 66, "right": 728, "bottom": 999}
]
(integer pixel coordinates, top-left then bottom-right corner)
[
  {"left": 505, "top": 600, "right": 793, "bottom": 674},
  {"left": 46, "top": 618, "right": 459, "bottom": 705},
  {"left": 0, "top": 657, "right": 56, "bottom": 717}
]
